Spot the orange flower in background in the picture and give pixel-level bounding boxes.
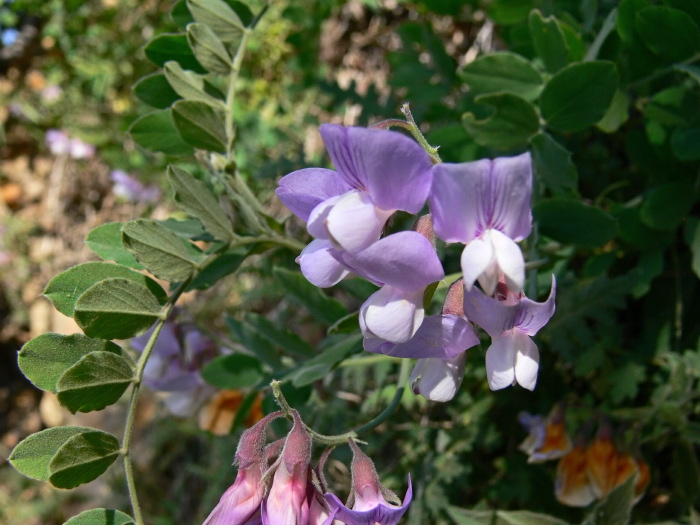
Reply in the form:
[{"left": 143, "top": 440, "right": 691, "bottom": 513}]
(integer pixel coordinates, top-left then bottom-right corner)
[
  {"left": 518, "top": 404, "right": 572, "bottom": 463},
  {"left": 633, "top": 457, "right": 651, "bottom": 503},
  {"left": 199, "top": 390, "right": 264, "bottom": 435},
  {"left": 555, "top": 445, "right": 597, "bottom": 507}
]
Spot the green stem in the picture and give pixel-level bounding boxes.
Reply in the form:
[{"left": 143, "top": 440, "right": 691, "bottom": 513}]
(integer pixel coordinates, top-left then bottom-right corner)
[
  {"left": 372, "top": 104, "right": 442, "bottom": 164},
  {"left": 122, "top": 277, "right": 192, "bottom": 525},
  {"left": 225, "top": 28, "right": 253, "bottom": 157},
  {"left": 354, "top": 358, "right": 411, "bottom": 436}
]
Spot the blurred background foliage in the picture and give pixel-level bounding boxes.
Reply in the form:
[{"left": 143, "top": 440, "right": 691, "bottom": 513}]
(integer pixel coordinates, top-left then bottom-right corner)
[{"left": 0, "top": 0, "right": 699, "bottom": 524}]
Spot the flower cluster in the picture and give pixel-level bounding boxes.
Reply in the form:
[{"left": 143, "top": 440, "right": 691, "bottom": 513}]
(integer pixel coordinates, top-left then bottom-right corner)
[
  {"left": 277, "top": 124, "right": 556, "bottom": 400},
  {"left": 518, "top": 408, "right": 650, "bottom": 507},
  {"left": 203, "top": 410, "right": 411, "bottom": 525},
  {"left": 45, "top": 129, "right": 95, "bottom": 159},
  {"left": 131, "top": 315, "right": 223, "bottom": 417}
]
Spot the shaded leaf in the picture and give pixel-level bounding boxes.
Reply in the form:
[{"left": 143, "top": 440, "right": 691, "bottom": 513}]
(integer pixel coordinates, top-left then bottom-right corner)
[
  {"left": 596, "top": 90, "right": 630, "bottom": 134},
  {"left": 291, "top": 333, "right": 362, "bottom": 387},
  {"left": 63, "top": 509, "right": 135, "bottom": 525},
  {"left": 272, "top": 267, "right": 347, "bottom": 325},
  {"left": 534, "top": 198, "right": 618, "bottom": 247},
  {"left": 171, "top": 100, "right": 227, "bottom": 152},
  {"left": 202, "top": 353, "right": 263, "bottom": 389},
  {"left": 43, "top": 262, "right": 166, "bottom": 318},
  {"left": 529, "top": 133, "right": 578, "bottom": 196},
  {"left": 164, "top": 61, "right": 224, "bottom": 108},
  {"left": 143, "top": 32, "right": 206, "bottom": 74},
  {"left": 187, "top": 23, "right": 232, "bottom": 75},
  {"left": 122, "top": 219, "right": 198, "bottom": 281},
  {"left": 188, "top": 247, "right": 250, "bottom": 290},
  {"left": 671, "top": 127, "right": 700, "bottom": 161},
  {"left": 541, "top": 61, "right": 618, "bottom": 133},
  {"left": 18, "top": 333, "right": 125, "bottom": 392},
  {"left": 529, "top": 10, "right": 568, "bottom": 73},
  {"left": 244, "top": 313, "right": 315, "bottom": 358},
  {"left": 85, "top": 223, "right": 144, "bottom": 269},
  {"left": 128, "top": 109, "right": 194, "bottom": 156},
  {"left": 459, "top": 52, "right": 543, "bottom": 101},
  {"left": 187, "top": 0, "right": 244, "bottom": 42},
  {"left": 636, "top": 6, "right": 700, "bottom": 62},
  {"left": 74, "top": 278, "right": 162, "bottom": 340},
  {"left": 582, "top": 475, "right": 635, "bottom": 525},
  {"left": 132, "top": 72, "right": 180, "bottom": 109},
  {"left": 462, "top": 93, "right": 540, "bottom": 150},
  {"left": 225, "top": 316, "right": 283, "bottom": 370},
  {"left": 48, "top": 430, "right": 120, "bottom": 489},
  {"left": 167, "top": 165, "right": 234, "bottom": 242},
  {"left": 57, "top": 351, "right": 134, "bottom": 414},
  {"left": 640, "top": 180, "right": 696, "bottom": 230}
]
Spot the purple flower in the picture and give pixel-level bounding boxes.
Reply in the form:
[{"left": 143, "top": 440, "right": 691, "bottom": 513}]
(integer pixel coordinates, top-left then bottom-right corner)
[
  {"left": 131, "top": 320, "right": 220, "bottom": 416},
  {"left": 110, "top": 169, "right": 161, "bottom": 203},
  {"left": 45, "top": 129, "right": 96, "bottom": 159},
  {"left": 276, "top": 124, "right": 433, "bottom": 254},
  {"left": 203, "top": 412, "right": 283, "bottom": 525},
  {"left": 430, "top": 153, "right": 532, "bottom": 295},
  {"left": 325, "top": 440, "right": 412, "bottom": 525},
  {"left": 463, "top": 276, "right": 556, "bottom": 390}
]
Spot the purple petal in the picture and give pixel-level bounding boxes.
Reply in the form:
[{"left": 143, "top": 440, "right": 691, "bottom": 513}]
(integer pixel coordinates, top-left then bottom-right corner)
[
  {"left": 297, "top": 239, "right": 351, "bottom": 288},
  {"left": 333, "top": 231, "right": 444, "bottom": 292},
  {"left": 131, "top": 322, "right": 179, "bottom": 356},
  {"left": 410, "top": 355, "right": 466, "bottom": 402},
  {"left": 276, "top": 168, "right": 352, "bottom": 222},
  {"left": 463, "top": 276, "right": 556, "bottom": 337},
  {"left": 385, "top": 315, "right": 478, "bottom": 359},
  {"left": 430, "top": 153, "right": 533, "bottom": 243},
  {"left": 320, "top": 124, "right": 433, "bottom": 213},
  {"left": 485, "top": 334, "right": 516, "bottom": 390},
  {"left": 324, "top": 476, "right": 412, "bottom": 525}
]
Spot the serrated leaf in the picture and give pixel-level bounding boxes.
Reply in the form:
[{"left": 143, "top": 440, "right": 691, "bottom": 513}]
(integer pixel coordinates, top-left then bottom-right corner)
[
  {"left": 171, "top": 100, "right": 227, "bottom": 152},
  {"left": 291, "top": 333, "right": 362, "bottom": 387},
  {"left": 167, "top": 165, "right": 233, "bottom": 242},
  {"left": 541, "top": 61, "right": 618, "bottom": 133},
  {"left": 272, "top": 267, "right": 347, "bottom": 325},
  {"left": 462, "top": 93, "right": 540, "bottom": 150},
  {"left": 529, "top": 133, "right": 578, "bottom": 196},
  {"left": 18, "top": 333, "right": 125, "bottom": 392},
  {"left": 187, "top": 247, "right": 250, "bottom": 290},
  {"left": 86, "top": 223, "right": 143, "bottom": 269},
  {"left": 163, "top": 61, "right": 223, "bottom": 108},
  {"left": 534, "top": 198, "right": 618, "bottom": 247},
  {"left": 187, "top": 0, "right": 244, "bottom": 42},
  {"left": 143, "top": 32, "right": 206, "bottom": 74},
  {"left": 9, "top": 426, "right": 94, "bottom": 482},
  {"left": 128, "top": 109, "right": 194, "bottom": 156},
  {"left": 122, "top": 219, "right": 198, "bottom": 282},
  {"left": 74, "top": 278, "right": 162, "bottom": 340},
  {"left": 132, "top": 72, "right": 180, "bottom": 109},
  {"left": 187, "top": 23, "right": 232, "bottom": 75},
  {"left": 48, "top": 430, "right": 120, "bottom": 489},
  {"left": 459, "top": 52, "right": 543, "bottom": 102},
  {"left": 529, "top": 10, "right": 568, "bottom": 73},
  {"left": 43, "top": 262, "right": 166, "bottom": 318},
  {"left": 57, "top": 351, "right": 134, "bottom": 414},
  {"left": 63, "top": 508, "right": 135, "bottom": 525},
  {"left": 201, "top": 353, "right": 263, "bottom": 389}
]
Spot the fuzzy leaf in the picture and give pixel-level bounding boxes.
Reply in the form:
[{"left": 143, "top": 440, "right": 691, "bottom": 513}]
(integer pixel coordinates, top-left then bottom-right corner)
[
  {"left": 48, "top": 430, "right": 121, "bottom": 489},
  {"left": 18, "top": 333, "right": 125, "bottom": 393},
  {"left": 128, "top": 109, "right": 194, "bottom": 156},
  {"left": 63, "top": 509, "right": 135, "bottom": 525},
  {"left": 74, "top": 278, "right": 162, "bottom": 340},
  {"left": 171, "top": 100, "right": 227, "bottom": 152},
  {"left": 187, "top": 23, "right": 232, "bottom": 75},
  {"left": 85, "top": 223, "right": 144, "bottom": 269},
  {"left": 459, "top": 52, "right": 543, "bottom": 101},
  {"left": 43, "top": 262, "right": 166, "bottom": 318},
  {"left": 57, "top": 351, "right": 134, "bottom": 414},
  {"left": 143, "top": 32, "right": 206, "bottom": 73},
  {"left": 132, "top": 72, "right": 180, "bottom": 109},
  {"left": 164, "top": 61, "right": 224, "bottom": 108},
  {"left": 186, "top": 0, "right": 244, "bottom": 42}
]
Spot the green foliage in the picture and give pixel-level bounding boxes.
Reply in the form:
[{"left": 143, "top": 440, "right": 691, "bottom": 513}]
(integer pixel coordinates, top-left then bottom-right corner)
[
  {"left": 462, "top": 93, "right": 540, "bottom": 150},
  {"left": 202, "top": 353, "right": 263, "bottom": 389},
  {"left": 63, "top": 509, "right": 136, "bottom": 525}
]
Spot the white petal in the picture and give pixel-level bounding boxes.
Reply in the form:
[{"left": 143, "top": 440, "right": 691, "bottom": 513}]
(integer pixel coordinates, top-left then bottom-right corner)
[
  {"left": 361, "top": 286, "right": 424, "bottom": 343},
  {"left": 307, "top": 194, "right": 342, "bottom": 239},
  {"left": 490, "top": 229, "right": 526, "bottom": 293},
  {"left": 325, "top": 190, "right": 393, "bottom": 253},
  {"left": 513, "top": 330, "right": 539, "bottom": 390},
  {"left": 485, "top": 332, "right": 516, "bottom": 390},
  {"left": 297, "top": 239, "right": 350, "bottom": 287},
  {"left": 410, "top": 355, "right": 466, "bottom": 402},
  {"left": 460, "top": 237, "right": 495, "bottom": 292}
]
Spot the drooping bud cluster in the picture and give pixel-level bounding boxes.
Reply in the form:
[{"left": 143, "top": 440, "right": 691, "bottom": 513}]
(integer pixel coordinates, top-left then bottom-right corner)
[
  {"left": 202, "top": 410, "right": 412, "bottom": 525},
  {"left": 276, "top": 123, "right": 557, "bottom": 400}
]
